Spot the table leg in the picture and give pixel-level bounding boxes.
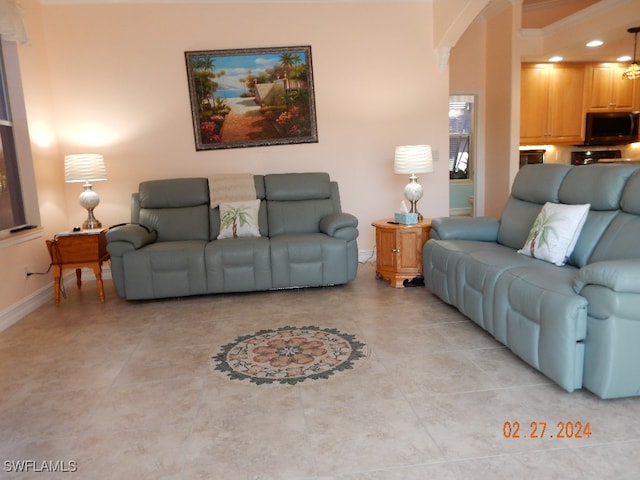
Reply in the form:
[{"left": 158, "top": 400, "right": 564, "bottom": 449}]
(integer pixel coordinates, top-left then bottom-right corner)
[
  {"left": 75, "top": 268, "right": 82, "bottom": 289},
  {"left": 92, "top": 264, "right": 106, "bottom": 303},
  {"left": 52, "top": 265, "right": 62, "bottom": 305}
]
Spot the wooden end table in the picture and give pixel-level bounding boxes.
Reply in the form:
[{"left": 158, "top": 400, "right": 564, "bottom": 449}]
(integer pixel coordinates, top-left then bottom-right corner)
[
  {"left": 46, "top": 229, "right": 110, "bottom": 304},
  {"left": 371, "top": 218, "right": 431, "bottom": 288}
]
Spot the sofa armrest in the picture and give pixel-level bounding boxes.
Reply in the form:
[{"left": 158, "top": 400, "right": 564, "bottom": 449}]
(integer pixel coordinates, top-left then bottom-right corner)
[
  {"left": 106, "top": 224, "right": 157, "bottom": 254},
  {"left": 574, "top": 260, "right": 640, "bottom": 294},
  {"left": 430, "top": 216, "right": 499, "bottom": 241},
  {"left": 320, "top": 213, "right": 359, "bottom": 241}
]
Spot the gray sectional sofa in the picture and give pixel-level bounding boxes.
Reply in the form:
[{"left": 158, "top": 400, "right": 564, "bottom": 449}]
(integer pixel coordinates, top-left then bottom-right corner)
[
  {"left": 106, "top": 172, "right": 358, "bottom": 301},
  {"left": 423, "top": 163, "right": 640, "bottom": 399}
]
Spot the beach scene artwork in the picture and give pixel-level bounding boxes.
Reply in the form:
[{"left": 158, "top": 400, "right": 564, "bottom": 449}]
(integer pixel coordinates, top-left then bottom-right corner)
[{"left": 185, "top": 46, "right": 318, "bottom": 150}]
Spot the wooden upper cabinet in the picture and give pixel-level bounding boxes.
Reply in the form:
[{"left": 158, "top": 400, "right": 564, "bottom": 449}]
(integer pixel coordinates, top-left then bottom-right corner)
[
  {"left": 584, "top": 63, "right": 637, "bottom": 111},
  {"left": 548, "top": 65, "right": 586, "bottom": 142},
  {"left": 520, "top": 63, "right": 585, "bottom": 145},
  {"left": 520, "top": 65, "right": 549, "bottom": 144}
]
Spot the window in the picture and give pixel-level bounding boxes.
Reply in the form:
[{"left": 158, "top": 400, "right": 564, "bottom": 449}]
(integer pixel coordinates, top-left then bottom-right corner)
[
  {"left": 0, "top": 46, "right": 25, "bottom": 230},
  {"left": 449, "top": 95, "right": 474, "bottom": 180},
  {"left": 0, "top": 38, "right": 39, "bottom": 238}
]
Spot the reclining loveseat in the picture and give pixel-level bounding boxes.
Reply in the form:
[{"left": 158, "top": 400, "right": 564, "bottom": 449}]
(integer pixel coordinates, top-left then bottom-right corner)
[
  {"left": 423, "top": 163, "right": 640, "bottom": 399},
  {"left": 106, "top": 172, "right": 359, "bottom": 301}
]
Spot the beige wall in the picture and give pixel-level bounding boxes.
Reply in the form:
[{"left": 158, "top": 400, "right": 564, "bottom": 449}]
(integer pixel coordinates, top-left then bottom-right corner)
[
  {"left": 449, "top": 3, "right": 522, "bottom": 219},
  {"left": 45, "top": 1, "right": 451, "bottom": 234},
  {"left": 450, "top": 20, "right": 487, "bottom": 215},
  {"left": 0, "top": 0, "right": 68, "bottom": 316},
  {"left": 484, "top": 5, "right": 519, "bottom": 218},
  {"left": 0, "top": 0, "right": 453, "bottom": 313}
]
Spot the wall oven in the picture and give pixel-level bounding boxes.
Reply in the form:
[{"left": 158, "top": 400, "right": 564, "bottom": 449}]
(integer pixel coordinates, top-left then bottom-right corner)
[{"left": 519, "top": 149, "right": 545, "bottom": 168}]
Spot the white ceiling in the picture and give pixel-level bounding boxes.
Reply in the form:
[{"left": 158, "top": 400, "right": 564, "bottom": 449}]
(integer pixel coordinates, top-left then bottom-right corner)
[{"left": 515, "top": 0, "right": 640, "bottom": 62}]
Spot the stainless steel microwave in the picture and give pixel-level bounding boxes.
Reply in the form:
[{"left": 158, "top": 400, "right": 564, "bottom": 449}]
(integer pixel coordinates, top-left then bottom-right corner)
[{"left": 584, "top": 111, "right": 639, "bottom": 146}]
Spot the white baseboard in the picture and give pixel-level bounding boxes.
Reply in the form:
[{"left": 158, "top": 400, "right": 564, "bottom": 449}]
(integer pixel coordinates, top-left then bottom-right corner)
[
  {"left": 0, "top": 282, "right": 54, "bottom": 333},
  {"left": 358, "top": 249, "right": 375, "bottom": 263},
  {"left": 0, "top": 267, "right": 112, "bottom": 333}
]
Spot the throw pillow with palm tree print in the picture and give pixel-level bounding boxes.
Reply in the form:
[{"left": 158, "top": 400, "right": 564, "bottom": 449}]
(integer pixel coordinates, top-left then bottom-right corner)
[
  {"left": 218, "top": 199, "right": 261, "bottom": 239},
  {"left": 518, "top": 202, "right": 590, "bottom": 266}
]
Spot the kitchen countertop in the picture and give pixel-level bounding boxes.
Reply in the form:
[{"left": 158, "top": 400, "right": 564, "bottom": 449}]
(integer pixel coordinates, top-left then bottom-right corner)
[{"left": 597, "top": 158, "right": 640, "bottom": 164}]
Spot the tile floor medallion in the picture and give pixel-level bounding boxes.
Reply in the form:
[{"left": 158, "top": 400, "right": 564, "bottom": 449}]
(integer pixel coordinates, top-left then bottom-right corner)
[{"left": 211, "top": 325, "right": 369, "bottom": 385}]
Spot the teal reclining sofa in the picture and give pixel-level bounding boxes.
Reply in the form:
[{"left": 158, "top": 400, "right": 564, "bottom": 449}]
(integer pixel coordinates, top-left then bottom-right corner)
[
  {"left": 423, "top": 163, "right": 640, "bottom": 399},
  {"left": 106, "top": 172, "right": 359, "bottom": 301}
]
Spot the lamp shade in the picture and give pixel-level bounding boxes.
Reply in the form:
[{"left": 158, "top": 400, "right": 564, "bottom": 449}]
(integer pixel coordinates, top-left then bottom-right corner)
[
  {"left": 622, "top": 26, "right": 640, "bottom": 80},
  {"left": 622, "top": 63, "right": 640, "bottom": 80},
  {"left": 394, "top": 145, "right": 433, "bottom": 175},
  {"left": 64, "top": 154, "right": 107, "bottom": 183}
]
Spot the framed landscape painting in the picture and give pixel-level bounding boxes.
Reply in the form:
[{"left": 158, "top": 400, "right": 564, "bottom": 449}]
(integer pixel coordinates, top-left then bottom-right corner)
[{"left": 185, "top": 45, "right": 318, "bottom": 151}]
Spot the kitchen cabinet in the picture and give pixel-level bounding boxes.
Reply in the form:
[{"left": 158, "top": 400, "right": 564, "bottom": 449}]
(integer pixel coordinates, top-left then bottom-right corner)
[
  {"left": 520, "top": 64, "right": 585, "bottom": 145},
  {"left": 584, "top": 63, "right": 637, "bottom": 111}
]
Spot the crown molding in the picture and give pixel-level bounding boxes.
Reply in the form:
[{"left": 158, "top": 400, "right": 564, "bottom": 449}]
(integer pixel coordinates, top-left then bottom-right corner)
[
  {"left": 534, "top": 0, "right": 630, "bottom": 35},
  {"left": 38, "top": 0, "right": 432, "bottom": 4}
]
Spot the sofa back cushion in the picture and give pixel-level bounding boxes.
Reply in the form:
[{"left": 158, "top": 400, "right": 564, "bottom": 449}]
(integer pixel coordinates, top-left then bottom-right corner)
[
  {"left": 560, "top": 164, "right": 639, "bottom": 267},
  {"left": 497, "top": 164, "right": 571, "bottom": 250},
  {"left": 265, "top": 173, "right": 340, "bottom": 236},
  {"left": 588, "top": 168, "right": 640, "bottom": 263},
  {"left": 558, "top": 164, "right": 637, "bottom": 209},
  {"left": 209, "top": 176, "right": 268, "bottom": 240},
  {"left": 136, "top": 178, "right": 210, "bottom": 242},
  {"left": 620, "top": 168, "right": 640, "bottom": 214}
]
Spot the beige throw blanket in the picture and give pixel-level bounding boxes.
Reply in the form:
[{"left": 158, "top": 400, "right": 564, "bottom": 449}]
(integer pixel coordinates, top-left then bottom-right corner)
[{"left": 208, "top": 173, "right": 257, "bottom": 208}]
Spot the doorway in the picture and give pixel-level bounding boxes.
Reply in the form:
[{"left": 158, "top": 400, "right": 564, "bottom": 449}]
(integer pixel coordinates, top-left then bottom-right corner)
[{"left": 449, "top": 95, "right": 476, "bottom": 216}]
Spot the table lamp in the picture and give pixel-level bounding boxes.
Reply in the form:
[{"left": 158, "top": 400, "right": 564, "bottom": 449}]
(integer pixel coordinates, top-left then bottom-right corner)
[
  {"left": 64, "top": 153, "right": 107, "bottom": 229},
  {"left": 394, "top": 145, "right": 433, "bottom": 220}
]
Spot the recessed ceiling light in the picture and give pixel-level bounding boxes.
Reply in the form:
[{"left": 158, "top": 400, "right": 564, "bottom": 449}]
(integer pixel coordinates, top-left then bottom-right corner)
[
  {"left": 618, "top": 55, "right": 632, "bottom": 62},
  {"left": 549, "top": 56, "right": 563, "bottom": 62},
  {"left": 586, "top": 40, "right": 604, "bottom": 47}
]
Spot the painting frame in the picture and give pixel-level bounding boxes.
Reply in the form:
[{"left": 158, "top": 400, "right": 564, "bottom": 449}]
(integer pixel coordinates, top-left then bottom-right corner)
[{"left": 185, "top": 45, "right": 318, "bottom": 151}]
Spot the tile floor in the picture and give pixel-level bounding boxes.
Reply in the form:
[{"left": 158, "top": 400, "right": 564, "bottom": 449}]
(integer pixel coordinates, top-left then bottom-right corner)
[{"left": 1, "top": 262, "right": 639, "bottom": 479}]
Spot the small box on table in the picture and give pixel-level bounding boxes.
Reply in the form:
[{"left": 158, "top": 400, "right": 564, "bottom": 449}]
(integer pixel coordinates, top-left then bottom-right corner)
[{"left": 394, "top": 212, "right": 418, "bottom": 225}]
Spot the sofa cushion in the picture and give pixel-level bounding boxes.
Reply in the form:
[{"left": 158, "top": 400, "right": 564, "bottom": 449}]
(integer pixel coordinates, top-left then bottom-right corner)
[
  {"left": 122, "top": 240, "right": 208, "bottom": 299},
  {"left": 454, "top": 244, "right": 534, "bottom": 336},
  {"left": 497, "top": 198, "right": 543, "bottom": 250},
  {"left": 217, "top": 199, "right": 261, "bottom": 239},
  {"left": 518, "top": 202, "right": 589, "bottom": 266},
  {"left": 510, "top": 163, "right": 571, "bottom": 204},
  {"left": 589, "top": 212, "right": 640, "bottom": 263},
  {"left": 494, "top": 264, "right": 587, "bottom": 391},
  {"left": 139, "top": 178, "right": 209, "bottom": 208},
  {"left": 567, "top": 210, "right": 618, "bottom": 268},
  {"left": 205, "top": 237, "right": 271, "bottom": 293},
  {"left": 270, "top": 233, "right": 348, "bottom": 288},
  {"left": 138, "top": 178, "right": 210, "bottom": 242},
  {"left": 268, "top": 199, "right": 336, "bottom": 236},
  {"left": 264, "top": 172, "right": 331, "bottom": 201},
  {"left": 621, "top": 169, "right": 640, "bottom": 215},
  {"left": 559, "top": 164, "right": 638, "bottom": 210},
  {"left": 497, "top": 164, "right": 572, "bottom": 250},
  {"left": 423, "top": 239, "right": 498, "bottom": 306},
  {"left": 139, "top": 204, "right": 210, "bottom": 242}
]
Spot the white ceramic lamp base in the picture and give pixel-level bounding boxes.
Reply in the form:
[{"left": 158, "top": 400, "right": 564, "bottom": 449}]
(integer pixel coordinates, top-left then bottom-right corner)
[
  {"left": 78, "top": 183, "right": 102, "bottom": 229},
  {"left": 403, "top": 175, "right": 424, "bottom": 220}
]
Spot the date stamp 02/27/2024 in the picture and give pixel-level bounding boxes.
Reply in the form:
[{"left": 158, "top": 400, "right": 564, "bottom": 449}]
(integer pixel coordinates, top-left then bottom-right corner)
[{"left": 503, "top": 421, "right": 592, "bottom": 439}]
